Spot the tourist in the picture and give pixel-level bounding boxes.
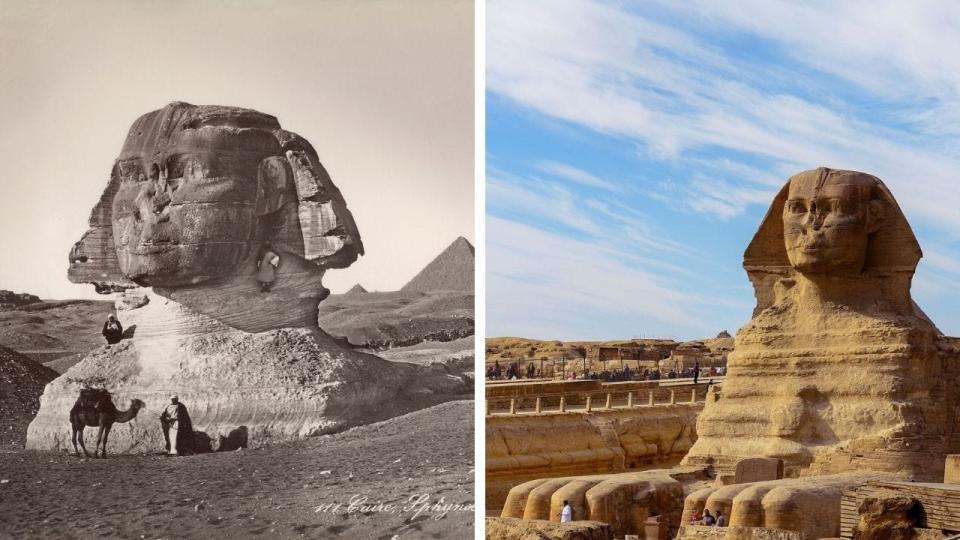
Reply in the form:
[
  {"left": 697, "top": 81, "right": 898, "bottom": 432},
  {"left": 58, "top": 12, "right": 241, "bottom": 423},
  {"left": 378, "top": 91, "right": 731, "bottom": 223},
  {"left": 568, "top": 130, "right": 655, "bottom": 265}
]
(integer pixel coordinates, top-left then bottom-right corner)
[
  {"left": 256, "top": 242, "right": 281, "bottom": 292},
  {"left": 160, "top": 396, "right": 192, "bottom": 456},
  {"left": 558, "top": 500, "right": 572, "bottom": 523},
  {"left": 101, "top": 313, "right": 123, "bottom": 345},
  {"left": 702, "top": 508, "right": 716, "bottom": 525},
  {"left": 693, "top": 361, "right": 701, "bottom": 384},
  {"left": 716, "top": 510, "right": 727, "bottom": 526}
]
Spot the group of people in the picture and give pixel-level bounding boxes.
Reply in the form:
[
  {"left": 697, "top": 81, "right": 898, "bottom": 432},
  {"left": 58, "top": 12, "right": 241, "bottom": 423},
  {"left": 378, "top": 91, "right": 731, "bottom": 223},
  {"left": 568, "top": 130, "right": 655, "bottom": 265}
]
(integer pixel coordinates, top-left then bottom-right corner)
[
  {"left": 485, "top": 360, "right": 726, "bottom": 382},
  {"left": 690, "top": 508, "right": 727, "bottom": 526},
  {"left": 557, "top": 501, "right": 727, "bottom": 527}
]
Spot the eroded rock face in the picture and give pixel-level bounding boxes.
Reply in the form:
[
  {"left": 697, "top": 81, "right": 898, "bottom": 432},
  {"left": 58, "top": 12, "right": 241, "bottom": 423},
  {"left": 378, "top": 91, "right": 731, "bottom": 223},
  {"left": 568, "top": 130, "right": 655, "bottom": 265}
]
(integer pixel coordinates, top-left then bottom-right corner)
[
  {"left": 27, "top": 289, "right": 469, "bottom": 453},
  {"left": 683, "top": 168, "right": 960, "bottom": 479},
  {"left": 853, "top": 493, "right": 920, "bottom": 540},
  {"left": 485, "top": 517, "right": 614, "bottom": 540},
  {"left": 68, "top": 101, "right": 363, "bottom": 328}
]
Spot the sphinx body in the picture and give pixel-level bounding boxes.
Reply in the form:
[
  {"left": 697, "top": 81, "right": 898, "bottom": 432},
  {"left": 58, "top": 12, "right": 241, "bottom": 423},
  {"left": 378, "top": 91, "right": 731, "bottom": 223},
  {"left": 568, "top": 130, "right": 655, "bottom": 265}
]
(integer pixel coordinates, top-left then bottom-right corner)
[
  {"left": 27, "top": 102, "right": 468, "bottom": 453},
  {"left": 682, "top": 168, "right": 960, "bottom": 479}
]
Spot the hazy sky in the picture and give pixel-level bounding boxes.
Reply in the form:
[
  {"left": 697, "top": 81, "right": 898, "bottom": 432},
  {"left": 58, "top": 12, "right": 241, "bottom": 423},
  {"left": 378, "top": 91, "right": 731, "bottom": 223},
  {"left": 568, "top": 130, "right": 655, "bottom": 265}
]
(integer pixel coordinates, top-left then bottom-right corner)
[
  {"left": 0, "top": 0, "right": 473, "bottom": 300},
  {"left": 487, "top": 0, "right": 960, "bottom": 340}
]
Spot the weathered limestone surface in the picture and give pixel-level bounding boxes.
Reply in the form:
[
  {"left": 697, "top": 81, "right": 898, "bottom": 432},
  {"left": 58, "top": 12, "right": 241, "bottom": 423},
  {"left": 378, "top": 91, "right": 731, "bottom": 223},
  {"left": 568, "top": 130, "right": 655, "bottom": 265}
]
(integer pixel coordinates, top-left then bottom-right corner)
[
  {"left": 27, "top": 290, "right": 468, "bottom": 453},
  {"left": 852, "top": 492, "right": 920, "bottom": 540},
  {"left": 944, "top": 455, "right": 960, "bottom": 483},
  {"left": 734, "top": 458, "right": 784, "bottom": 485},
  {"left": 684, "top": 169, "right": 960, "bottom": 478},
  {"left": 682, "top": 473, "right": 888, "bottom": 539},
  {"left": 28, "top": 102, "right": 469, "bottom": 453},
  {"left": 68, "top": 101, "right": 363, "bottom": 316},
  {"left": 486, "top": 406, "right": 699, "bottom": 511},
  {"left": 676, "top": 169, "right": 960, "bottom": 535},
  {"left": 675, "top": 525, "right": 804, "bottom": 540},
  {"left": 485, "top": 517, "right": 614, "bottom": 540},
  {"left": 501, "top": 468, "right": 707, "bottom": 540}
]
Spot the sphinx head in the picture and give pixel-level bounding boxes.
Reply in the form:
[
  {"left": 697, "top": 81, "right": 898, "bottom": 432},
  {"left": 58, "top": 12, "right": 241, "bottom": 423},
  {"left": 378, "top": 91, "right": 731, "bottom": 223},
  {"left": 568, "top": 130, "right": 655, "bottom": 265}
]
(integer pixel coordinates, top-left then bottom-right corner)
[
  {"left": 781, "top": 169, "right": 884, "bottom": 276},
  {"left": 69, "top": 102, "right": 363, "bottom": 291},
  {"left": 744, "top": 167, "right": 921, "bottom": 314}
]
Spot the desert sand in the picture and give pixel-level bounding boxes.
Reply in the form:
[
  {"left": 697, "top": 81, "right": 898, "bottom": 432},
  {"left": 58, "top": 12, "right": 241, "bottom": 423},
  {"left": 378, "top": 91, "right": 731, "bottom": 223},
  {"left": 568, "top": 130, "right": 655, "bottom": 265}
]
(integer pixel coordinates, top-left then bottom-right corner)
[{"left": 0, "top": 400, "right": 474, "bottom": 539}]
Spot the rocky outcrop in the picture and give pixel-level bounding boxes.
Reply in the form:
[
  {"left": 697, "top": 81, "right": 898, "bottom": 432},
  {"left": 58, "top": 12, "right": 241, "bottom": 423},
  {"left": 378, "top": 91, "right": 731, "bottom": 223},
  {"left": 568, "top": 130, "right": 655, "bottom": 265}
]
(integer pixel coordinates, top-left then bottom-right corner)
[
  {"left": 318, "top": 290, "right": 474, "bottom": 350},
  {"left": 401, "top": 236, "right": 474, "bottom": 292},
  {"left": 0, "top": 290, "right": 41, "bottom": 309},
  {"left": 0, "top": 345, "right": 57, "bottom": 449},
  {"left": 853, "top": 493, "right": 921, "bottom": 540},
  {"left": 485, "top": 517, "right": 613, "bottom": 540}
]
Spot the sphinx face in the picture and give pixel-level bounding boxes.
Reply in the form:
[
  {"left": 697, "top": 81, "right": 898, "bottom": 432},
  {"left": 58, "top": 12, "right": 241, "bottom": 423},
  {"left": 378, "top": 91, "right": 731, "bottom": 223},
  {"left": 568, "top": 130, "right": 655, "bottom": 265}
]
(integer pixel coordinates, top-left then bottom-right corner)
[
  {"left": 111, "top": 125, "right": 279, "bottom": 286},
  {"left": 782, "top": 173, "right": 875, "bottom": 276}
]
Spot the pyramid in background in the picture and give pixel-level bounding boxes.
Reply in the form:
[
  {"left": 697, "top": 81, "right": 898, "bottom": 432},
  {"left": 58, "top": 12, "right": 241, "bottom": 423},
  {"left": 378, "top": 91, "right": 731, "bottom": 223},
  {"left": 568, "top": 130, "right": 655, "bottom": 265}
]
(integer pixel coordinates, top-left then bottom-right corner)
[
  {"left": 401, "top": 237, "right": 474, "bottom": 292},
  {"left": 347, "top": 284, "right": 368, "bottom": 294}
]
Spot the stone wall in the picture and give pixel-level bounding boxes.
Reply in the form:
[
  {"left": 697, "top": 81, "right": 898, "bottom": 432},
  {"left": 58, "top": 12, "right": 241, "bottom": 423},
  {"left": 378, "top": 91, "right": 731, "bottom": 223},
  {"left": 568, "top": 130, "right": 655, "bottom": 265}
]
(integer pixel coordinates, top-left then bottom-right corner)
[{"left": 486, "top": 405, "right": 700, "bottom": 512}]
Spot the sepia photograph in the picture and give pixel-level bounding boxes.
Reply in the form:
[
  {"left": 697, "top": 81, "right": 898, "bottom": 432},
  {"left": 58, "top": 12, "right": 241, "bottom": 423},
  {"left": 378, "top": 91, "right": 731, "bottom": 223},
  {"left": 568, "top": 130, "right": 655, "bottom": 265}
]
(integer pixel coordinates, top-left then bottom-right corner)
[{"left": 0, "top": 1, "right": 475, "bottom": 538}]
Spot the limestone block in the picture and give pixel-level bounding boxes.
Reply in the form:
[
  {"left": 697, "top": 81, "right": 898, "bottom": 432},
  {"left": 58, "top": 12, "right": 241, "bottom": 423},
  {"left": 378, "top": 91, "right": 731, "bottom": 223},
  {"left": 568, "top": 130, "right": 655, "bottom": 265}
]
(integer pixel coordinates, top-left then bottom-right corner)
[
  {"left": 853, "top": 492, "right": 919, "bottom": 540},
  {"left": 713, "top": 473, "right": 735, "bottom": 488},
  {"left": 484, "top": 517, "right": 614, "bottom": 540},
  {"left": 944, "top": 455, "right": 960, "bottom": 483},
  {"left": 735, "top": 458, "right": 783, "bottom": 484},
  {"left": 674, "top": 525, "right": 804, "bottom": 540}
]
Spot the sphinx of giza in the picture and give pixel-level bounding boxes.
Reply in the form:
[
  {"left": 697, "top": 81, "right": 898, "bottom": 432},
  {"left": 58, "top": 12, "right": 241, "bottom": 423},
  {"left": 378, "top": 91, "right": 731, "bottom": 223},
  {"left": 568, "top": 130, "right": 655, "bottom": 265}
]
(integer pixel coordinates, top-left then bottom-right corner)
[
  {"left": 27, "top": 102, "right": 469, "bottom": 453},
  {"left": 498, "top": 168, "right": 960, "bottom": 539}
]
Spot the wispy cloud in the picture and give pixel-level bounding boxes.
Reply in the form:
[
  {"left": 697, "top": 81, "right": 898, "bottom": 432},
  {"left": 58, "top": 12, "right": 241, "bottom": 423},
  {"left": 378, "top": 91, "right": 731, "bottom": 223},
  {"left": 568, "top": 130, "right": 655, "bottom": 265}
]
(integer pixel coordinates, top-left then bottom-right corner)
[
  {"left": 535, "top": 160, "right": 621, "bottom": 192},
  {"left": 487, "top": 217, "right": 722, "bottom": 340},
  {"left": 487, "top": 0, "right": 960, "bottom": 227}
]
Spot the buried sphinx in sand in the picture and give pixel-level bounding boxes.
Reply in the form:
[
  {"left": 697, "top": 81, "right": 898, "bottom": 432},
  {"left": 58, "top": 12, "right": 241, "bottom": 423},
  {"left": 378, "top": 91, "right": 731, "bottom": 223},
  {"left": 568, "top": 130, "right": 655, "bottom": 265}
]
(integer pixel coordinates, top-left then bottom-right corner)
[
  {"left": 494, "top": 168, "right": 960, "bottom": 539},
  {"left": 27, "top": 102, "right": 470, "bottom": 455}
]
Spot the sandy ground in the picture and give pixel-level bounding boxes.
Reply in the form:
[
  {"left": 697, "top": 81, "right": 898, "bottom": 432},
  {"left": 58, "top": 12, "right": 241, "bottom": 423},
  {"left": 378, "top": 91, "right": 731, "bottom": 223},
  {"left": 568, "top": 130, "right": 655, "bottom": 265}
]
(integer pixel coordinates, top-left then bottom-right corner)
[{"left": 0, "top": 400, "right": 475, "bottom": 539}]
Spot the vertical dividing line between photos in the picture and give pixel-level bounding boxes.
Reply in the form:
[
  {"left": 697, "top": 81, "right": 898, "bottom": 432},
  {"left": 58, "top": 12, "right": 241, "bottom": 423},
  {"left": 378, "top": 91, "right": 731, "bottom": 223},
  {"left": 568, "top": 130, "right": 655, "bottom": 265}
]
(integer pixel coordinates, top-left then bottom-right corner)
[{"left": 473, "top": 0, "right": 486, "bottom": 537}]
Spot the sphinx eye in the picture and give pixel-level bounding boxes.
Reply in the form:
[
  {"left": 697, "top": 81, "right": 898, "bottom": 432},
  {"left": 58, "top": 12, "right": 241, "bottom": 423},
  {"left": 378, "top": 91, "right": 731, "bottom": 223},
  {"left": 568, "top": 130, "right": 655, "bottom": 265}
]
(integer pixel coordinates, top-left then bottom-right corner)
[{"left": 786, "top": 200, "right": 806, "bottom": 213}]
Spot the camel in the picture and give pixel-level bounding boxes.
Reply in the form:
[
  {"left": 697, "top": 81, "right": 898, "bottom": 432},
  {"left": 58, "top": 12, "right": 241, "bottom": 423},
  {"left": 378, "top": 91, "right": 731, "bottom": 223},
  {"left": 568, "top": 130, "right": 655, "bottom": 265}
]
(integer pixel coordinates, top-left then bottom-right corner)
[{"left": 70, "top": 388, "right": 144, "bottom": 458}]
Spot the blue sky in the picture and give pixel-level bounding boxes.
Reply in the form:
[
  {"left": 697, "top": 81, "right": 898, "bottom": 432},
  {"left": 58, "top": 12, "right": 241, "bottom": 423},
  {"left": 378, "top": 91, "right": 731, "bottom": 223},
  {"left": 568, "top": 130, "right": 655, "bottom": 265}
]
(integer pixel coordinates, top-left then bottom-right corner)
[{"left": 486, "top": 0, "right": 960, "bottom": 341}]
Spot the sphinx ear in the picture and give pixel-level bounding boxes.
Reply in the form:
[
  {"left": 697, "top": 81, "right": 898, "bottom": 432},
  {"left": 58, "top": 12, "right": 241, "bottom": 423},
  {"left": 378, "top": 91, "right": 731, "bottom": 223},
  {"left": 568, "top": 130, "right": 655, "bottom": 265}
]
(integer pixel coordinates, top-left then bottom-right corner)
[
  {"left": 255, "top": 156, "right": 295, "bottom": 216},
  {"left": 866, "top": 198, "right": 884, "bottom": 234}
]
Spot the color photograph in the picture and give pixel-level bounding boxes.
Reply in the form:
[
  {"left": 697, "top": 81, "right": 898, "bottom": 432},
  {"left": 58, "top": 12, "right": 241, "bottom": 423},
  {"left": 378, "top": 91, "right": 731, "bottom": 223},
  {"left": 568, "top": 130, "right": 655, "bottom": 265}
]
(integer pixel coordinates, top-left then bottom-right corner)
[{"left": 484, "top": 2, "right": 960, "bottom": 539}]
